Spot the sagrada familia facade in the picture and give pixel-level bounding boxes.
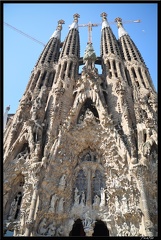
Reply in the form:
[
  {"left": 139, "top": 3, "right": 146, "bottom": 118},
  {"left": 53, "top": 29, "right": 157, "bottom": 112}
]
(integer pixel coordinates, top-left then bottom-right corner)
[{"left": 3, "top": 13, "right": 157, "bottom": 236}]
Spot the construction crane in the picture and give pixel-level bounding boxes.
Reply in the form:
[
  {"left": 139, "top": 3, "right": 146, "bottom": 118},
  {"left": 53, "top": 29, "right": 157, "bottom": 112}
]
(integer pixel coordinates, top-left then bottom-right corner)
[
  {"left": 4, "top": 19, "right": 141, "bottom": 47},
  {"left": 78, "top": 19, "right": 141, "bottom": 43},
  {"left": 4, "top": 22, "right": 46, "bottom": 47}
]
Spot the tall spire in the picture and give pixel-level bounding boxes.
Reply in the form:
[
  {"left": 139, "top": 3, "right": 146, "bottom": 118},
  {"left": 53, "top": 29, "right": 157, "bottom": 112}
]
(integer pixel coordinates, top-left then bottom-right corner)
[
  {"left": 50, "top": 19, "right": 65, "bottom": 39},
  {"left": 69, "top": 13, "right": 80, "bottom": 30},
  {"left": 115, "top": 17, "right": 128, "bottom": 38},
  {"left": 101, "top": 12, "right": 110, "bottom": 30}
]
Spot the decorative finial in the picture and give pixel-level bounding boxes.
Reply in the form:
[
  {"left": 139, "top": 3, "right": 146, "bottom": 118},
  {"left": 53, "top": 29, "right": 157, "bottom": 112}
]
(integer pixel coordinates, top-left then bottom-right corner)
[
  {"left": 115, "top": 17, "right": 128, "bottom": 38},
  {"left": 57, "top": 19, "right": 65, "bottom": 31},
  {"left": 100, "top": 12, "right": 107, "bottom": 22},
  {"left": 115, "top": 17, "right": 123, "bottom": 28},
  {"left": 73, "top": 13, "right": 80, "bottom": 23},
  {"left": 100, "top": 12, "right": 109, "bottom": 30},
  {"left": 69, "top": 13, "right": 80, "bottom": 30},
  {"left": 50, "top": 19, "right": 65, "bottom": 39}
]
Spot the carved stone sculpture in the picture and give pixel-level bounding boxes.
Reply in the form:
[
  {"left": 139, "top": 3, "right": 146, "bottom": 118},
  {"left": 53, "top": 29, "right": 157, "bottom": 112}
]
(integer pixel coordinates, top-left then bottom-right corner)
[
  {"left": 38, "top": 218, "right": 48, "bottom": 235},
  {"left": 8, "top": 199, "right": 18, "bottom": 220},
  {"left": 46, "top": 223, "right": 56, "bottom": 236},
  {"left": 49, "top": 194, "right": 58, "bottom": 213},
  {"left": 59, "top": 174, "right": 66, "bottom": 190}
]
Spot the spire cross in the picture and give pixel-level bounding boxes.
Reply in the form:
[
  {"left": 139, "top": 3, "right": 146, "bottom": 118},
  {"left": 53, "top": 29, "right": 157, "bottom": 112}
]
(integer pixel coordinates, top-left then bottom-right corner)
[
  {"left": 100, "top": 12, "right": 107, "bottom": 21},
  {"left": 57, "top": 19, "right": 65, "bottom": 31},
  {"left": 79, "top": 22, "right": 100, "bottom": 44},
  {"left": 115, "top": 17, "right": 123, "bottom": 28},
  {"left": 73, "top": 13, "right": 80, "bottom": 23}
]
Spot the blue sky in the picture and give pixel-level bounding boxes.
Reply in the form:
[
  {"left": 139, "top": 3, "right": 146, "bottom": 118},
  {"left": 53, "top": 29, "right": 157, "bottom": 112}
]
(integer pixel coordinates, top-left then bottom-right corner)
[{"left": 3, "top": 3, "right": 158, "bottom": 114}]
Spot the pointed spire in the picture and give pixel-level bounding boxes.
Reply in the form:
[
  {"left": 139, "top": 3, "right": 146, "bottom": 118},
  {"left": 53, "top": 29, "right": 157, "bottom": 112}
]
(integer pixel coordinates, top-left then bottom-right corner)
[
  {"left": 50, "top": 19, "right": 65, "bottom": 39},
  {"left": 69, "top": 13, "right": 80, "bottom": 30},
  {"left": 115, "top": 17, "right": 128, "bottom": 38},
  {"left": 100, "top": 12, "right": 110, "bottom": 30}
]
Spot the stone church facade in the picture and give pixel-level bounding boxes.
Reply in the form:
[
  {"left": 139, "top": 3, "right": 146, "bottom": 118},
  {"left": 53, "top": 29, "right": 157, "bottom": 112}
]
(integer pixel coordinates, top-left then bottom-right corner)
[{"left": 3, "top": 13, "right": 157, "bottom": 236}]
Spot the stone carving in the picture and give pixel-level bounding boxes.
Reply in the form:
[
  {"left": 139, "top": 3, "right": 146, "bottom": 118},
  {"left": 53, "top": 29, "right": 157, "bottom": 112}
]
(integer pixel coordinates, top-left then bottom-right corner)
[
  {"left": 116, "top": 225, "right": 123, "bottom": 236},
  {"left": 100, "top": 187, "right": 106, "bottom": 206},
  {"left": 115, "top": 196, "right": 120, "bottom": 213},
  {"left": 130, "top": 222, "right": 138, "bottom": 236},
  {"left": 8, "top": 198, "right": 18, "bottom": 220},
  {"left": 83, "top": 43, "right": 96, "bottom": 69},
  {"left": 80, "top": 191, "right": 86, "bottom": 206},
  {"left": 93, "top": 195, "right": 100, "bottom": 208},
  {"left": 56, "top": 225, "right": 63, "bottom": 236},
  {"left": 121, "top": 194, "right": 129, "bottom": 214},
  {"left": 15, "top": 147, "right": 28, "bottom": 162},
  {"left": 20, "top": 92, "right": 32, "bottom": 106},
  {"left": 84, "top": 153, "right": 91, "bottom": 161},
  {"left": 38, "top": 218, "right": 48, "bottom": 235},
  {"left": 57, "top": 197, "right": 65, "bottom": 214},
  {"left": 46, "top": 223, "right": 56, "bottom": 236},
  {"left": 59, "top": 174, "right": 66, "bottom": 190},
  {"left": 115, "top": 79, "right": 125, "bottom": 94},
  {"left": 82, "top": 211, "right": 93, "bottom": 228},
  {"left": 32, "top": 119, "right": 44, "bottom": 143},
  {"left": 49, "top": 194, "right": 58, "bottom": 213},
  {"left": 83, "top": 109, "right": 96, "bottom": 124},
  {"left": 122, "top": 222, "right": 130, "bottom": 236},
  {"left": 74, "top": 187, "right": 80, "bottom": 205}
]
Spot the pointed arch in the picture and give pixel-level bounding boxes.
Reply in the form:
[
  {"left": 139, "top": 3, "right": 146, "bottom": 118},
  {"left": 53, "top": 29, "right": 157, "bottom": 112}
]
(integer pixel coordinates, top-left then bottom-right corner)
[{"left": 77, "top": 98, "right": 99, "bottom": 124}]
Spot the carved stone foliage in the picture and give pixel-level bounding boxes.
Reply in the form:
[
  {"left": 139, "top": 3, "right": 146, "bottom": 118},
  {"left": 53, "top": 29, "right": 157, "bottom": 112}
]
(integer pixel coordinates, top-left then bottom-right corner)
[{"left": 36, "top": 218, "right": 64, "bottom": 236}]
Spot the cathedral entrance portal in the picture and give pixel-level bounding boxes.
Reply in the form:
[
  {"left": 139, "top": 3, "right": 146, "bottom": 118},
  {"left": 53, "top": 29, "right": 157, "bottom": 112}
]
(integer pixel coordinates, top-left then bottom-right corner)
[
  {"left": 69, "top": 219, "right": 86, "bottom": 236},
  {"left": 92, "top": 220, "right": 109, "bottom": 236}
]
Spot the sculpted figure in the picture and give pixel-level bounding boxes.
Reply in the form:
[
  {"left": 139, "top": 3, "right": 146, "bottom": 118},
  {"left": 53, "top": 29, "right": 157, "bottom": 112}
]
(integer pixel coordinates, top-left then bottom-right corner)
[
  {"left": 117, "top": 225, "right": 123, "bottom": 236},
  {"left": 74, "top": 187, "right": 80, "bottom": 205},
  {"left": 93, "top": 195, "right": 100, "bottom": 208},
  {"left": 80, "top": 191, "right": 85, "bottom": 206},
  {"left": 100, "top": 187, "right": 106, "bottom": 206},
  {"left": 130, "top": 222, "right": 138, "bottom": 236},
  {"left": 115, "top": 196, "right": 120, "bottom": 213},
  {"left": 56, "top": 225, "right": 63, "bottom": 236},
  {"left": 57, "top": 197, "right": 65, "bottom": 214},
  {"left": 47, "top": 223, "right": 56, "bottom": 236},
  {"left": 33, "top": 119, "right": 44, "bottom": 142},
  {"left": 122, "top": 222, "right": 130, "bottom": 236},
  {"left": 121, "top": 194, "right": 128, "bottom": 213},
  {"left": 38, "top": 218, "right": 48, "bottom": 235},
  {"left": 59, "top": 174, "right": 66, "bottom": 190},
  {"left": 49, "top": 194, "right": 58, "bottom": 213},
  {"left": 84, "top": 153, "right": 91, "bottom": 161},
  {"left": 8, "top": 198, "right": 18, "bottom": 220},
  {"left": 82, "top": 210, "right": 95, "bottom": 232}
]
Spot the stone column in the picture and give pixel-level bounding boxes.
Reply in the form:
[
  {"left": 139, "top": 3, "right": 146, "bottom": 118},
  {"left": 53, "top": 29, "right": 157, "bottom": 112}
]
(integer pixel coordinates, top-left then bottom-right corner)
[
  {"left": 86, "top": 168, "right": 92, "bottom": 206},
  {"left": 24, "top": 187, "right": 38, "bottom": 236},
  {"left": 133, "top": 166, "right": 154, "bottom": 236}
]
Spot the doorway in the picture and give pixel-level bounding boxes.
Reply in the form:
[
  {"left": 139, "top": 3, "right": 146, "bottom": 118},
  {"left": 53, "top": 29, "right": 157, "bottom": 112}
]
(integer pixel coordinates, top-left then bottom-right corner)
[
  {"left": 69, "top": 219, "right": 86, "bottom": 236},
  {"left": 92, "top": 220, "right": 109, "bottom": 236}
]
